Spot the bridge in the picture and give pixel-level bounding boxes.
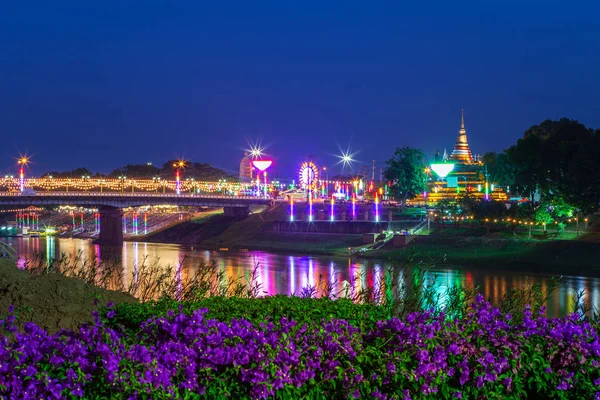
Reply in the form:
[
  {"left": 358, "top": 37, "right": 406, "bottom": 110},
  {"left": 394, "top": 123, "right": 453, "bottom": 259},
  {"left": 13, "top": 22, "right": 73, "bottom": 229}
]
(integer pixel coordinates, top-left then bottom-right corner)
[{"left": 0, "top": 179, "right": 273, "bottom": 245}]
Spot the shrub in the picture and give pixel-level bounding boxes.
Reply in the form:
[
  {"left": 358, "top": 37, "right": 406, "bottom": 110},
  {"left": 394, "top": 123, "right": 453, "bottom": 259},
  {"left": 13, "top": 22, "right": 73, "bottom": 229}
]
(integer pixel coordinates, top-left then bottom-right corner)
[{"left": 2, "top": 296, "right": 600, "bottom": 399}]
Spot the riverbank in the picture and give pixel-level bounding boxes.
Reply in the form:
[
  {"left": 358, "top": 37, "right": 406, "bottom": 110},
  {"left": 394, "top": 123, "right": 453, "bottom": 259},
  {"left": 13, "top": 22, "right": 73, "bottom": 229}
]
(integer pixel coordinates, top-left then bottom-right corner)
[{"left": 363, "top": 236, "right": 600, "bottom": 276}]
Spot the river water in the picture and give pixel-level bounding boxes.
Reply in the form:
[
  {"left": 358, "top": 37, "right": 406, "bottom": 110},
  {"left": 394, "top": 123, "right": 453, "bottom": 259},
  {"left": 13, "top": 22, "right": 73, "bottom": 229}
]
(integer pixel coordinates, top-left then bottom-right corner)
[{"left": 4, "top": 237, "right": 599, "bottom": 317}]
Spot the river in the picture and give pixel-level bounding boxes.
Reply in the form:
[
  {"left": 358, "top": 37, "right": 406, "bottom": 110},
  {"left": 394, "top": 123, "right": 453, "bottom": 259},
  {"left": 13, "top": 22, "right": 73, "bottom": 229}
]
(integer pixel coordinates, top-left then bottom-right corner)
[{"left": 4, "top": 236, "right": 599, "bottom": 317}]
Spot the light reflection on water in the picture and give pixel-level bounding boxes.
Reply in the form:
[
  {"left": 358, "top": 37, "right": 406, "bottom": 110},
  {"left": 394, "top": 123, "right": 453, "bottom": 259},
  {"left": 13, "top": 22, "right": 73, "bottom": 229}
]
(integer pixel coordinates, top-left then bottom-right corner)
[{"left": 5, "top": 237, "right": 599, "bottom": 318}]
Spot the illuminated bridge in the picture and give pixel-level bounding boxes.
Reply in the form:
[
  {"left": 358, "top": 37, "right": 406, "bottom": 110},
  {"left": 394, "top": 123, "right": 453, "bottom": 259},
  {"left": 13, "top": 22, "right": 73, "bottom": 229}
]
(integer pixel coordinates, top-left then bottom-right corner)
[{"left": 0, "top": 177, "right": 273, "bottom": 245}]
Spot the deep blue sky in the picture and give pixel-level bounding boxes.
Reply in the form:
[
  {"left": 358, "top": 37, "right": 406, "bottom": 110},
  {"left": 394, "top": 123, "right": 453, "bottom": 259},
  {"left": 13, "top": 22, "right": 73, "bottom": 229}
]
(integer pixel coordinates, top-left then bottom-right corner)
[{"left": 1, "top": 1, "right": 599, "bottom": 178}]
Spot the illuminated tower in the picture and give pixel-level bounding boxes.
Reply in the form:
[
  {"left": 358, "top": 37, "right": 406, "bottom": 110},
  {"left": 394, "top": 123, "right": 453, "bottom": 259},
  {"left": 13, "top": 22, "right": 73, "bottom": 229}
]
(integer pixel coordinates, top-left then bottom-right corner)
[
  {"left": 239, "top": 152, "right": 253, "bottom": 182},
  {"left": 449, "top": 109, "right": 473, "bottom": 163}
]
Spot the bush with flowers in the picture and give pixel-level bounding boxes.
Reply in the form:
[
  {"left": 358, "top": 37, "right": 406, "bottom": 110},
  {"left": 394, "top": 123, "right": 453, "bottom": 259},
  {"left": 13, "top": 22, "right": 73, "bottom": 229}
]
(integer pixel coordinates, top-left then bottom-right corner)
[{"left": 1, "top": 294, "right": 600, "bottom": 399}]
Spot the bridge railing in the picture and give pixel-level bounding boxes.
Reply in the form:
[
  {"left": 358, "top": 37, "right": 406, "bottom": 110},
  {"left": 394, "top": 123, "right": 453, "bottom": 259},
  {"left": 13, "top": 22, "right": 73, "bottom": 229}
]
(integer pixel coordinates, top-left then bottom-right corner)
[{"left": 0, "top": 192, "right": 268, "bottom": 200}]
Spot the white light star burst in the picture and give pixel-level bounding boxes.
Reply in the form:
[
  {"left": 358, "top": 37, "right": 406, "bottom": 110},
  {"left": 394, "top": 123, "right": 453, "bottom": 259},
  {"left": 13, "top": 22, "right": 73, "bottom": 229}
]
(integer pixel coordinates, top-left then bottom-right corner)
[
  {"left": 245, "top": 140, "right": 268, "bottom": 160},
  {"left": 335, "top": 147, "right": 359, "bottom": 171}
]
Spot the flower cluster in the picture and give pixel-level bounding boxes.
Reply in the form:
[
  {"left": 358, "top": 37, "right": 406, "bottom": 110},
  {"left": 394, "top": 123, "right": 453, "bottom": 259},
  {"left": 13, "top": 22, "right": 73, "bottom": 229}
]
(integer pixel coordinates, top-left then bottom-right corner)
[{"left": 1, "top": 296, "right": 600, "bottom": 399}]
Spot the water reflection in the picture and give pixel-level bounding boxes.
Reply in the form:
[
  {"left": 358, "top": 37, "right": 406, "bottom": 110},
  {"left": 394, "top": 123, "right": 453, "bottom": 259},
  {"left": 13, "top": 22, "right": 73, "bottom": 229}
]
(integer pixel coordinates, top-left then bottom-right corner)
[{"left": 4, "top": 237, "right": 600, "bottom": 318}]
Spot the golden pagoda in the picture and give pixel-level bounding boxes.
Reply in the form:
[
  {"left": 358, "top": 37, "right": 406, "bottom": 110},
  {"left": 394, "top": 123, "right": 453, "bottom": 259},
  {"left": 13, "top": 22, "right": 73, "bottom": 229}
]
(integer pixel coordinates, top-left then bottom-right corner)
[
  {"left": 409, "top": 110, "right": 508, "bottom": 204},
  {"left": 449, "top": 109, "right": 474, "bottom": 163}
]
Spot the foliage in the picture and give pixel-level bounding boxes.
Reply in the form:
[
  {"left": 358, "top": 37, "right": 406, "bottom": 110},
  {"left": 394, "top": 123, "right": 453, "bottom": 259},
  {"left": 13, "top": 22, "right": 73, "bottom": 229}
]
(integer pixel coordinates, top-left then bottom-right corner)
[
  {"left": 506, "top": 118, "right": 600, "bottom": 213},
  {"left": 109, "top": 163, "right": 160, "bottom": 178},
  {"left": 384, "top": 147, "right": 428, "bottom": 206},
  {"left": 108, "top": 295, "right": 391, "bottom": 336},
  {"left": 481, "top": 152, "right": 516, "bottom": 188},
  {"left": 2, "top": 295, "right": 600, "bottom": 399},
  {"left": 534, "top": 203, "right": 554, "bottom": 231},
  {"left": 41, "top": 167, "right": 100, "bottom": 178},
  {"left": 471, "top": 199, "right": 508, "bottom": 220}
]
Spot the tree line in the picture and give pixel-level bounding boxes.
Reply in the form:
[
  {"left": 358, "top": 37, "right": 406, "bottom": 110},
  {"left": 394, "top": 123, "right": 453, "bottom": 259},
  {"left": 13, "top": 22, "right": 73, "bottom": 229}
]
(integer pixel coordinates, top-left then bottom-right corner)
[{"left": 40, "top": 160, "right": 236, "bottom": 181}]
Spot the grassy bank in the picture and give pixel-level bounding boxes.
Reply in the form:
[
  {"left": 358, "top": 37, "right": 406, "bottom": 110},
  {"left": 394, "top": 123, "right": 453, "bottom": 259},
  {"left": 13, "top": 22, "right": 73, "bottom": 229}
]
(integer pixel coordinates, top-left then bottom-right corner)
[
  {"left": 0, "top": 258, "right": 136, "bottom": 332},
  {"left": 364, "top": 236, "right": 600, "bottom": 275},
  {"left": 3, "top": 246, "right": 600, "bottom": 398}
]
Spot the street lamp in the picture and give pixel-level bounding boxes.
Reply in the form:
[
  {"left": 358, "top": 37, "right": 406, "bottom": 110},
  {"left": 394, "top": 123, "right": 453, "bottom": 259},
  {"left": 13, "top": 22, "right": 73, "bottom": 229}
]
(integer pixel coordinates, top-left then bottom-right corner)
[
  {"left": 152, "top": 176, "right": 161, "bottom": 193},
  {"left": 118, "top": 176, "right": 126, "bottom": 193},
  {"left": 252, "top": 160, "right": 273, "bottom": 198},
  {"left": 82, "top": 175, "right": 90, "bottom": 191},
  {"left": 172, "top": 160, "right": 186, "bottom": 195},
  {"left": 17, "top": 156, "right": 29, "bottom": 193}
]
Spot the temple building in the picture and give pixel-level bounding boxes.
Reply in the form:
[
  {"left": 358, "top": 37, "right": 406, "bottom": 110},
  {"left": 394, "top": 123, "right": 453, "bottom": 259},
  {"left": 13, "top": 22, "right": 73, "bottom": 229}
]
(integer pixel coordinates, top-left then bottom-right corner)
[
  {"left": 449, "top": 109, "right": 474, "bottom": 163},
  {"left": 411, "top": 110, "right": 507, "bottom": 204},
  {"left": 239, "top": 152, "right": 253, "bottom": 182}
]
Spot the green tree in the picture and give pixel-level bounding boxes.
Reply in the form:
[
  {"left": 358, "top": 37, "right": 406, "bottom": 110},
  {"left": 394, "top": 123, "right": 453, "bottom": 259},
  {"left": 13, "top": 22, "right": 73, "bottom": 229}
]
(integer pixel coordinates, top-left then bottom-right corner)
[
  {"left": 533, "top": 204, "right": 553, "bottom": 232},
  {"left": 481, "top": 152, "right": 516, "bottom": 189},
  {"left": 507, "top": 118, "right": 600, "bottom": 213},
  {"left": 109, "top": 164, "right": 160, "bottom": 178},
  {"left": 384, "top": 147, "right": 428, "bottom": 208}
]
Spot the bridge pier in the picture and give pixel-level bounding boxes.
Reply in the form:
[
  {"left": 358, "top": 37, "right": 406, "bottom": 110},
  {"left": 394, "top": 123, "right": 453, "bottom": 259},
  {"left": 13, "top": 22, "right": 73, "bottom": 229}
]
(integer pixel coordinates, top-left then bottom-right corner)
[
  {"left": 223, "top": 206, "right": 249, "bottom": 219},
  {"left": 94, "top": 207, "right": 123, "bottom": 246}
]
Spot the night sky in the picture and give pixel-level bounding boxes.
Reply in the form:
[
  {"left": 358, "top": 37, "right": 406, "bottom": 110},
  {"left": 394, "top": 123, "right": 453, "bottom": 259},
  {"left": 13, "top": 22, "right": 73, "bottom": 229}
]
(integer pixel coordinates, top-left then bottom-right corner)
[{"left": 1, "top": 1, "right": 599, "bottom": 179}]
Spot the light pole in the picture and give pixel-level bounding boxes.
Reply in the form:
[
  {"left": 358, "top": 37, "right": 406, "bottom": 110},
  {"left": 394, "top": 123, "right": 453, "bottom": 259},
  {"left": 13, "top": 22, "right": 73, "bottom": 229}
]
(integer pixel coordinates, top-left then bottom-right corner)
[
  {"left": 322, "top": 167, "right": 328, "bottom": 196},
  {"left": 153, "top": 176, "right": 161, "bottom": 193},
  {"left": 82, "top": 175, "right": 90, "bottom": 191},
  {"left": 173, "top": 160, "right": 186, "bottom": 195},
  {"left": 48, "top": 175, "right": 53, "bottom": 192},
  {"left": 252, "top": 160, "right": 273, "bottom": 199},
  {"left": 17, "top": 157, "right": 29, "bottom": 193},
  {"left": 118, "top": 176, "right": 126, "bottom": 193}
]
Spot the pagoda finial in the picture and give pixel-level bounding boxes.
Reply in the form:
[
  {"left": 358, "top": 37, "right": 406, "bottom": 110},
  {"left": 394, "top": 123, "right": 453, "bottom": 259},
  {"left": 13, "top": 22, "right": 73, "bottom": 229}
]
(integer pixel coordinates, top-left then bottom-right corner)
[{"left": 449, "top": 108, "right": 473, "bottom": 163}]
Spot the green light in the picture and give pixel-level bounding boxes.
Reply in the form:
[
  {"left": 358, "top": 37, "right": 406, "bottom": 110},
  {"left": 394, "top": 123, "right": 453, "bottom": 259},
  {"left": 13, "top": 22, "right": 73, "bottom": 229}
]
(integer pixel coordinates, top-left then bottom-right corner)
[{"left": 430, "top": 163, "right": 455, "bottom": 178}]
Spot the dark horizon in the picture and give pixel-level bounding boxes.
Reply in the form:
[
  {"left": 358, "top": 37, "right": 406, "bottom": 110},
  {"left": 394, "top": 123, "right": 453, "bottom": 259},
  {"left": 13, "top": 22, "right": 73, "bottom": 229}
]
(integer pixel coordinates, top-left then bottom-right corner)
[{"left": 2, "top": 1, "right": 599, "bottom": 178}]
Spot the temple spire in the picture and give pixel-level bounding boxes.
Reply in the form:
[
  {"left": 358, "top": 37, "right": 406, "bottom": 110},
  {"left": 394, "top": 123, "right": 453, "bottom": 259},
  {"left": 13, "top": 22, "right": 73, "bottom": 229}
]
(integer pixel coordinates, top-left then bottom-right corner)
[{"left": 449, "top": 109, "right": 473, "bottom": 163}]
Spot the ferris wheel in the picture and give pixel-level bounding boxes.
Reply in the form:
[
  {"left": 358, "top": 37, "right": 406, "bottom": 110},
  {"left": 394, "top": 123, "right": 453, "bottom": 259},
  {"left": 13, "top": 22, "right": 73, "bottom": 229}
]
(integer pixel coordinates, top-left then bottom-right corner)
[{"left": 299, "top": 161, "right": 319, "bottom": 190}]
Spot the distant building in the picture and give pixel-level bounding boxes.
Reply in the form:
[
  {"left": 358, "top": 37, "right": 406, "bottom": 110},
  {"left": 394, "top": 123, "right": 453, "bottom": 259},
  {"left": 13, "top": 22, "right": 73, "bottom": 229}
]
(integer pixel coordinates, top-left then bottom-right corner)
[{"left": 239, "top": 152, "right": 253, "bottom": 182}]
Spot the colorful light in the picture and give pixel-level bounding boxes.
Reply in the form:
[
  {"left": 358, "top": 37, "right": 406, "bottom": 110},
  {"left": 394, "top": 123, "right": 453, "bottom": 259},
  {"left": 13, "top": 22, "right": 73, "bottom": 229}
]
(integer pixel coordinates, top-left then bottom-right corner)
[
  {"left": 485, "top": 182, "right": 489, "bottom": 200},
  {"left": 330, "top": 195, "right": 335, "bottom": 222},
  {"left": 123, "top": 214, "right": 127, "bottom": 233},
  {"left": 289, "top": 197, "right": 294, "bottom": 222},
  {"left": 144, "top": 213, "right": 148, "bottom": 234},
  {"left": 375, "top": 193, "right": 380, "bottom": 223},
  {"left": 17, "top": 156, "right": 28, "bottom": 193},
  {"left": 95, "top": 213, "right": 100, "bottom": 232},
  {"left": 352, "top": 193, "right": 356, "bottom": 220},
  {"left": 299, "top": 161, "right": 319, "bottom": 190},
  {"left": 264, "top": 171, "right": 268, "bottom": 198},
  {"left": 251, "top": 160, "right": 272, "bottom": 199},
  {"left": 308, "top": 189, "right": 313, "bottom": 222},
  {"left": 251, "top": 160, "right": 273, "bottom": 171},
  {"left": 430, "top": 163, "right": 455, "bottom": 178},
  {"left": 133, "top": 212, "right": 138, "bottom": 235}
]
